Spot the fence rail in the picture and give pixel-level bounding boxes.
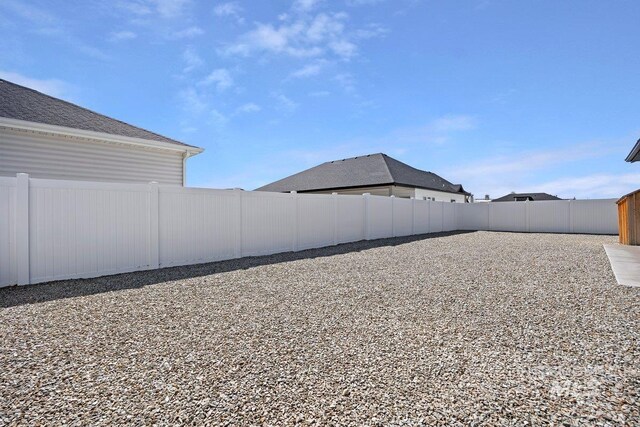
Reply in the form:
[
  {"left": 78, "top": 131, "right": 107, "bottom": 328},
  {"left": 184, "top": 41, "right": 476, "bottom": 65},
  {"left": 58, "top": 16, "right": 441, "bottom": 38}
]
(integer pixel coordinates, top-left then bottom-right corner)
[{"left": 0, "top": 174, "right": 618, "bottom": 287}]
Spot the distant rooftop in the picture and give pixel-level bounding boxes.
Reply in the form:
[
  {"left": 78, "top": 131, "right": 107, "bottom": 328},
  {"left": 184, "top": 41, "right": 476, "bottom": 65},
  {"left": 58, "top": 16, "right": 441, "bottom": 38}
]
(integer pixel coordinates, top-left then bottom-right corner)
[
  {"left": 256, "top": 153, "right": 469, "bottom": 195},
  {"left": 626, "top": 138, "right": 640, "bottom": 162},
  {"left": 492, "top": 192, "right": 562, "bottom": 202},
  {"left": 0, "top": 79, "right": 199, "bottom": 149}
]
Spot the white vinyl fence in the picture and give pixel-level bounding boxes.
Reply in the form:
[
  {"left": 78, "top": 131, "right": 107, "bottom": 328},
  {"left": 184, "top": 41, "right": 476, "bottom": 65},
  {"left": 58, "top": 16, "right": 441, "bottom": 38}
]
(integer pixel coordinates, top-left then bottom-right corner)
[{"left": 0, "top": 174, "right": 618, "bottom": 287}]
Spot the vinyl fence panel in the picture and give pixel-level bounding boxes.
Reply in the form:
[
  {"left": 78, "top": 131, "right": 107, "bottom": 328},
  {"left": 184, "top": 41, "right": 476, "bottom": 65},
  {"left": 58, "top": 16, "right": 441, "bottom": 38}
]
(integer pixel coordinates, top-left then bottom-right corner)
[
  {"left": 28, "top": 178, "right": 151, "bottom": 284},
  {"left": 336, "top": 195, "right": 365, "bottom": 244},
  {"left": 0, "top": 174, "right": 619, "bottom": 287},
  {"left": 528, "top": 201, "right": 571, "bottom": 233},
  {"left": 458, "top": 203, "right": 488, "bottom": 231},
  {"left": 0, "top": 177, "right": 16, "bottom": 287},
  {"left": 443, "top": 203, "right": 458, "bottom": 232},
  {"left": 297, "top": 193, "right": 336, "bottom": 250},
  {"left": 158, "top": 187, "right": 239, "bottom": 267},
  {"left": 367, "top": 195, "right": 393, "bottom": 240},
  {"left": 429, "top": 201, "right": 444, "bottom": 233},
  {"left": 570, "top": 199, "right": 618, "bottom": 235},
  {"left": 392, "top": 197, "right": 413, "bottom": 237},
  {"left": 489, "top": 202, "right": 527, "bottom": 232},
  {"left": 241, "top": 191, "right": 294, "bottom": 257},
  {"left": 413, "top": 199, "right": 430, "bottom": 234}
]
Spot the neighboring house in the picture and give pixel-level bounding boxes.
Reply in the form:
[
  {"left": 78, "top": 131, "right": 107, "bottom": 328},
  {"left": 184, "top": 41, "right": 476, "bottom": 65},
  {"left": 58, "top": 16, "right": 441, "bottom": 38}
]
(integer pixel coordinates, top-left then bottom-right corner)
[
  {"left": 0, "top": 79, "right": 203, "bottom": 185},
  {"left": 256, "top": 153, "right": 470, "bottom": 202},
  {"left": 474, "top": 194, "right": 492, "bottom": 203},
  {"left": 492, "top": 192, "right": 562, "bottom": 202},
  {"left": 625, "top": 138, "right": 640, "bottom": 162}
]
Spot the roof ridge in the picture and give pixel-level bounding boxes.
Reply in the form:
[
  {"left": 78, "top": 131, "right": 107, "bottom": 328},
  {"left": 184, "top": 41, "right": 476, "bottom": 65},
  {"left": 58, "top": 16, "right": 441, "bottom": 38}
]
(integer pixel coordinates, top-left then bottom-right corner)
[
  {"left": 378, "top": 153, "right": 396, "bottom": 183},
  {"left": 0, "top": 78, "right": 192, "bottom": 147}
]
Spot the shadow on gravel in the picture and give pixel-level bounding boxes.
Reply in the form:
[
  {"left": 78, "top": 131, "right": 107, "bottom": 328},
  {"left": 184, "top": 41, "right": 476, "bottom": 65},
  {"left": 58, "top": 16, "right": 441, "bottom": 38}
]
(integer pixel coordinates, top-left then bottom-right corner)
[{"left": 0, "top": 231, "right": 473, "bottom": 308}]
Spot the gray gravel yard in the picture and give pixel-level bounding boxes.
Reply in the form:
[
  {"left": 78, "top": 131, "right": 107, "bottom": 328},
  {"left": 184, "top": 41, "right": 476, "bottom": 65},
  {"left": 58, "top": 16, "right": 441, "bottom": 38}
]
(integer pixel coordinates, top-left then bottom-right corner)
[{"left": 1, "top": 231, "right": 638, "bottom": 426}]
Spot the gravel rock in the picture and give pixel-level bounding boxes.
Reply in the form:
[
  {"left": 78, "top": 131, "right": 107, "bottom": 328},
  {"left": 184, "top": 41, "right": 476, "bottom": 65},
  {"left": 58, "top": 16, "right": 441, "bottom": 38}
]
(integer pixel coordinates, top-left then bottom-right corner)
[{"left": 1, "top": 231, "right": 638, "bottom": 426}]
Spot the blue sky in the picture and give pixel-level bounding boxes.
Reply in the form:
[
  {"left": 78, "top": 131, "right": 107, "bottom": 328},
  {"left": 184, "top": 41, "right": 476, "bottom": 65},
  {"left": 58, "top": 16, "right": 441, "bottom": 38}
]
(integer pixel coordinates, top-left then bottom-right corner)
[{"left": 1, "top": 0, "right": 639, "bottom": 199}]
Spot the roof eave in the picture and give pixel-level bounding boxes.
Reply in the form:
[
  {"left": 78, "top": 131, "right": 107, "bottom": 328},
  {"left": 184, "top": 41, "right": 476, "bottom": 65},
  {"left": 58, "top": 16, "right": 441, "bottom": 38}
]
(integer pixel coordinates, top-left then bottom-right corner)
[
  {"left": 625, "top": 139, "right": 640, "bottom": 162},
  {"left": 0, "top": 116, "right": 203, "bottom": 155}
]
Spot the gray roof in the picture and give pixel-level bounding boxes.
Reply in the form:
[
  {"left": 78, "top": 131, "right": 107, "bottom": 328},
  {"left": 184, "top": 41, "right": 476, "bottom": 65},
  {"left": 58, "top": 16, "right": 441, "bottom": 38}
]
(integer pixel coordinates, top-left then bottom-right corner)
[
  {"left": 626, "top": 138, "right": 640, "bottom": 162},
  {"left": 256, "top": 153, "right": 469, "bottom": 195},
  {"left": 492, "top": 192, "right": 562, "bottom": 202},
  {"left": 0, "top": 79, "right": 197, "bottom": 149}
]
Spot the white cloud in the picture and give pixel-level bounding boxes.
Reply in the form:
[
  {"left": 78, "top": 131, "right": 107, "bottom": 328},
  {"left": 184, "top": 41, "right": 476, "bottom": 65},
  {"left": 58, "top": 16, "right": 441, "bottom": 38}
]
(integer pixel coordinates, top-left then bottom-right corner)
[
  {"left": 290, "top": 61, "right": 325, "bottom": 78},
  {"left": 308, "top": 90, "right": 330, "bottom": 97},
  {"left": 334, "top": 72, "right": 356, "bottom": 92},
  {"left": 353, "top": 23, "right": 388, "bottom": 39},
  {"left": 306, "top": 12, "right": 346, "bottom": 42},
  {"left": 294, "top": 0, "right": 324, "bottom": 12},
  {"left": 179, "top": 87, "right": 207, "bottom": 114},
  {"left": 272, "top": 93, "right": 299, "bottom": 113},
  {"left": 210, "top": 109, "right": 229, "bottom": 126},
  {"left": 237, "top": 102, "right": 261, "bottom": 113},
  {"left": 213, "top": 2, "right": 244, "bottom": 23},
  {"left": 119, "top": 0, "right": 191, "bottom": 19},
  {"left": 153, "top": 0, "right": 191, "bottom": 18},
  {"left": 182, "top": 46, "right": 203, "bottom": 73},
  {"left": 201, "top": 68, "right": 233, "bottom": 91},
  {"left": 0, "top": 1, "right": 108, "bottom": 60},
  {"left": 109, "top": 30, "right": 137, "bottom": 41},
  {"left": 0, "top": 70, "right": 73, "bottom": 99},
  {"left": 346, "top": 0, "right": 386, "bottom": 5},
  {"left": 428, "top": 115, "right": 477, "bottom": 133},
  {"left": 221, "top": 11, "right": 359, "bottom": 60},
  {"left": 172, "top": 26, "right": 204, "bottom": 39},
  {"left": 329, "top": 39, "right": 357, "bottom": 59},
  {"left": 444, "top": 140, "right": 630, "bottom": 199},
  {"left": 526, "top": 173, "right": 640, "bottom": 199}
]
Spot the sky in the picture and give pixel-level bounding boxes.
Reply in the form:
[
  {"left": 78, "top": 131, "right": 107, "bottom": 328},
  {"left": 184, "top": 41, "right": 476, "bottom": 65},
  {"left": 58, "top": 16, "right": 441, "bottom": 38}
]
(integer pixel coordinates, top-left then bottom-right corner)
[{"left": 1, "top": 0, "right": 639, "bottom": 199}]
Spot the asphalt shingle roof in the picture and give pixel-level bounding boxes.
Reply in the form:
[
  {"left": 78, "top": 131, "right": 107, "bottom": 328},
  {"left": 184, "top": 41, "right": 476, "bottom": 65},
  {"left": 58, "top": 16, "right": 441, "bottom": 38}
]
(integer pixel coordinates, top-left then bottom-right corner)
[
  {"left": 492, "top": 192, "right": 562, "bottom": 202},
  {"left": 626, "top": 138, "right": 640, "bottom": 162},
  {"left": 0, "top": 79, "right": 196, "bottom": 148},
  {"left": 255, "top": 153, "right": 469, "bottom": 195}
]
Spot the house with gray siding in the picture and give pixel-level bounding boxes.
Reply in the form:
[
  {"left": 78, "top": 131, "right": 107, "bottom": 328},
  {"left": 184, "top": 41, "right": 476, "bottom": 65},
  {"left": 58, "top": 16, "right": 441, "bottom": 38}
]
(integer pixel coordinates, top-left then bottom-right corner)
[{"left": 0, "top": 79, "right": 202, "bottom": 185}]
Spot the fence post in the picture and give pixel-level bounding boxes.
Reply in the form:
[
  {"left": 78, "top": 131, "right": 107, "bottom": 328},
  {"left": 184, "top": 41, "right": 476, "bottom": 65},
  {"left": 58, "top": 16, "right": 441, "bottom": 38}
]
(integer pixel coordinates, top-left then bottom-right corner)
[
  {"left": 291, "top": 191, "right": 298, "bottom": 251},
  {"left": 525, "top": 200, "right": 530, "bottom": 232},
  {"left": 332, "top": 192, "right": 338, "bottom": 245},
  {"left": 410, "top": 197, "right": 416, "bottom": 235},
  {"left": 234, "top": 189, "right": 243, "bottom": 258},
  {"left": 363, "top": 193, "right": 370, "bottom": 240},
  {"left": 149, "top": 181, "right": 159, "bottom": 269},
  {"left": 16, "top": 173, "right": 30, "bottom": 285},
  {"left": 390, "top": 195, "right": 396, "bottom": 237}
]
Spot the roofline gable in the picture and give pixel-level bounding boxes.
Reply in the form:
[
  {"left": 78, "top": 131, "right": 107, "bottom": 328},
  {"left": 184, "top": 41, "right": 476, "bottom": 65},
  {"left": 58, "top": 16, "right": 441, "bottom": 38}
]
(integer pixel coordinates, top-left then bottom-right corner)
[
  {"left": 626, "top": 138, "right": 640, "bottom": 162},
  {"left": 0, "top": 117, "right": 204, "bottom": 155}
]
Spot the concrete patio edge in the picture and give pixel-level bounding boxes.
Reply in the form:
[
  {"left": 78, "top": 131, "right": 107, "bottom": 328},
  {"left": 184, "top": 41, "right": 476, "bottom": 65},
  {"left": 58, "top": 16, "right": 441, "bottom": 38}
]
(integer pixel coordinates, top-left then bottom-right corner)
[{"left": 603, "top": 243, "right": 640, "bottom": 287}]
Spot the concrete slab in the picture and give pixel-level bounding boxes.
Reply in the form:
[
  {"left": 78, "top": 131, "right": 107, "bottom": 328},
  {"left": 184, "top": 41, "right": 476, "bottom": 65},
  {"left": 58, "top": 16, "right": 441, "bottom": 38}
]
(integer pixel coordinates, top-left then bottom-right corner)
[{"left": 603, "top": 244, "right": 640, "bottom": 287}]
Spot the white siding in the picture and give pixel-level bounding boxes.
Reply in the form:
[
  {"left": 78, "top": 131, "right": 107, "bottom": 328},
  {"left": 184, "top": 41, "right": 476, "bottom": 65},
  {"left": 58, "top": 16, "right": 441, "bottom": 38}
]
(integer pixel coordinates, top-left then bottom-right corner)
[
  {"left": 415, "top": 188, "right": 466, "bottom": 203},
  {"left": 0, "top": 128, "right": 184, "bottom": 185}
]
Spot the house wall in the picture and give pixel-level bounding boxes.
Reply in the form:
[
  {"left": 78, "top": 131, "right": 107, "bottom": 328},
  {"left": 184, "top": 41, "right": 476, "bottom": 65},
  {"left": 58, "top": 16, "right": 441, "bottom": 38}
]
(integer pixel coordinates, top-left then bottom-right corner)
[
  {"left": 304, "top": 185, "right": 466, "bottom": 201},
  {"left": 414, "top": 188, "right": 466, "bottom": 203},
  {"left": 0, "top": 128, "right": 185, "bottom": 185},
  {"left": 306, "top": 185, "right": 393, "bottom": 196}
]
